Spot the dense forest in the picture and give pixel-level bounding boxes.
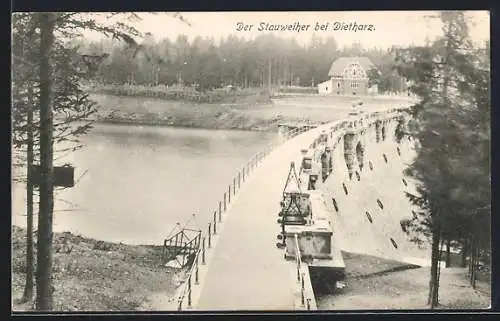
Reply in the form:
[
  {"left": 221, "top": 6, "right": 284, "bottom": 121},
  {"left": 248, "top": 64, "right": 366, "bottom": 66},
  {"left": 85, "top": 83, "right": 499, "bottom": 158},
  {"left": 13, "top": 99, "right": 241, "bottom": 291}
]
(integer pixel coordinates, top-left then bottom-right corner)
[{"left": 73, "top": 33, "right": 407, "bottom": 93}]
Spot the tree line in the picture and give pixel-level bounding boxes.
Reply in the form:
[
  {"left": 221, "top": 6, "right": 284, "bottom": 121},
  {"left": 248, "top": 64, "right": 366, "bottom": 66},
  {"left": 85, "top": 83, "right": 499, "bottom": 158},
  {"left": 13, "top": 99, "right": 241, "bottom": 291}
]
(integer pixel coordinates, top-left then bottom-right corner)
[
  {"left": 395, "top": 12, "right": 490, "bottom": 308},
  {"left": 74, "top": 33, "right": 407, "bottom": 93}
]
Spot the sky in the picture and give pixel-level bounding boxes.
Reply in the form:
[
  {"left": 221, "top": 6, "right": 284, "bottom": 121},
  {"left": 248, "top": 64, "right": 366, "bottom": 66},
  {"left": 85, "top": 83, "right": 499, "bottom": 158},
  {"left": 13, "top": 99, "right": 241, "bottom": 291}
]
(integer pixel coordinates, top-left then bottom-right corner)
[{"left": 83, "top": 11, "right": 490, "bottom": 49}]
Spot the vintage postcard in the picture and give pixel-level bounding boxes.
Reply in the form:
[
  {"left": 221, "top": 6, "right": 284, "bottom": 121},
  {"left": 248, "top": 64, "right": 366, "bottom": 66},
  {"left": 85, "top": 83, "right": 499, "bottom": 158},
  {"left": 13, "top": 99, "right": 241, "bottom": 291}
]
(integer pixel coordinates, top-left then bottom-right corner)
[{"left": 11, "top": 11, "right": 491, "bottom": 312}]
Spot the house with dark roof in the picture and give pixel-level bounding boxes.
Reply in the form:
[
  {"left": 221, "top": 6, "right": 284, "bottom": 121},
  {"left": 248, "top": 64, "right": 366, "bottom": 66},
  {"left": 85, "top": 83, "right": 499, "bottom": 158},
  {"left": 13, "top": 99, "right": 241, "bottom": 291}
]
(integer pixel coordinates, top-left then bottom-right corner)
[{"left": 318, "top": 56, "right": 378, "bottom": 96}]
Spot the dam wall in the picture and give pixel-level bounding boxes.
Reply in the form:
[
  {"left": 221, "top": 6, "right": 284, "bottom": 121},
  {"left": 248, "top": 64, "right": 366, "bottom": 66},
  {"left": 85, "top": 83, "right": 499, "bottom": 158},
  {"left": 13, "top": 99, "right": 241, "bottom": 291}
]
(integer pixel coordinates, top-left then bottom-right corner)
[{"left": 296, "top": 109, "right": 429, "bottom": 266}]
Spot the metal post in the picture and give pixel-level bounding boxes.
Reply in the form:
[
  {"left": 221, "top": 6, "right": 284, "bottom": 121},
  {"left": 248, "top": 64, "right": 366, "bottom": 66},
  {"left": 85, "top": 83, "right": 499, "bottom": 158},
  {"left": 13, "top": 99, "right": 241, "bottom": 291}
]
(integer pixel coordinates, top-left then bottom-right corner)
[
  {"left": 213, "top": 211, "right": 217, "bottom": 235},
  {"left": 233, "top": 177, "right": 236, "bottom": 195},
  {"left": 300, "top": 272, "right": 305, "bottom": 306},
  {"left": 195, "top": 255, "right": 199, "bottom": 284},
  {"left": 218, "top": 201, "right": 222, "bottom": 222},
  {"left": 202, "top": 237, "right": 206, "bottom": 265},
  {"left": 187, "top": 275, "right": 192, "bottom": 307},
  {"left": 228, "top": 186, "right": 231, "bottom": 203},
  {"left": 297, "top": 264, "right": 300, "bottom": 282},
  {"left": 208, "top": 222, "right": 212, "bottom": 248}
]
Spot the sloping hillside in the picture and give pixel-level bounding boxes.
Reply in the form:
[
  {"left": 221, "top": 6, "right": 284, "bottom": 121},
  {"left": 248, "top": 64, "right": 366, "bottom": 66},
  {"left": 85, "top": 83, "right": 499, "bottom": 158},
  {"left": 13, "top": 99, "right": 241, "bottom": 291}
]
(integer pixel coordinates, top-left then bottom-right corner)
[{"left": 11, "top": 226, "right": 178, "bottom": 311}]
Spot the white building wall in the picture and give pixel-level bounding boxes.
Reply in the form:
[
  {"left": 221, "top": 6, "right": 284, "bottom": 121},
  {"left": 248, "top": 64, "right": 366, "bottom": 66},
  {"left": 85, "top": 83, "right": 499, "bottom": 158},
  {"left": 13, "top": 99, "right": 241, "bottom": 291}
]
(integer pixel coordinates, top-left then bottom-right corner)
[{"left": 318, "top": 79, "right": 334, "bottom": 95}]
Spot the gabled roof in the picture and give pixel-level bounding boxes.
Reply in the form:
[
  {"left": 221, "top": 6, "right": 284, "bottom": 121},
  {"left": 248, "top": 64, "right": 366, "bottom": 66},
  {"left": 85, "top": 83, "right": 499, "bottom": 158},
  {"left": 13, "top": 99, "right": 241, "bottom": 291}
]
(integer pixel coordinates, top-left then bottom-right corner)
[{"left": 328, "top": 56, "right": 376, "bottom": 77}]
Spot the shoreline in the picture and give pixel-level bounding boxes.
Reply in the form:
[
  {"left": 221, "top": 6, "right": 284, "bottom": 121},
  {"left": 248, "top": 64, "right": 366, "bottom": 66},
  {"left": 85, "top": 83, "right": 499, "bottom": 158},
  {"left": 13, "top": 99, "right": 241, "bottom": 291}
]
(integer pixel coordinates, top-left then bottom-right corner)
[
  {"left": 87, "top": 92, "right": 340, "bottom": 134},
  {"left": 94, "top": 117, "right": 278, "bottom": 133}
]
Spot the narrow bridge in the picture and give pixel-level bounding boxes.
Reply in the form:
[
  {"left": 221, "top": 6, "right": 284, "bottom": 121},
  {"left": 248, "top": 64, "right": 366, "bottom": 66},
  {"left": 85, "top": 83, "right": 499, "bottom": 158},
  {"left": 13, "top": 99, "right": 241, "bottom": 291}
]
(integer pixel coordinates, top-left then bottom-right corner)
[{"left": 165, "top": 100, "right": 428, "bottom": 311}]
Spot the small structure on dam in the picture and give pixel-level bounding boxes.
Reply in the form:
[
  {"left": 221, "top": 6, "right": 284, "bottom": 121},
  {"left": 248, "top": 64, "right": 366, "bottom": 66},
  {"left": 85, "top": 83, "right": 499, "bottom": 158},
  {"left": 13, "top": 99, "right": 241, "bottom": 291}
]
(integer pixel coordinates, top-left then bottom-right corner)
[
  {"left": 163, "top": 226, "right": 201, "bottom": 269},
  {"left": 277, "top": 162, "right": 345, "bottom": 293}
]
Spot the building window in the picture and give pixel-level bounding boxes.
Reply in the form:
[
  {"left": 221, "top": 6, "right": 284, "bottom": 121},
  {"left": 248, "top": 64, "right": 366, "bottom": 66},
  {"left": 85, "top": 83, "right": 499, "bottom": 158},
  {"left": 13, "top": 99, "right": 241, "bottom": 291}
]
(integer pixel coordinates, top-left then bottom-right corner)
[
  {"left": 351, "top": 81, "right": 359, "bottom": 89},
  {"left": 342, "top": 63, "right": 366, "bottom": 80}
]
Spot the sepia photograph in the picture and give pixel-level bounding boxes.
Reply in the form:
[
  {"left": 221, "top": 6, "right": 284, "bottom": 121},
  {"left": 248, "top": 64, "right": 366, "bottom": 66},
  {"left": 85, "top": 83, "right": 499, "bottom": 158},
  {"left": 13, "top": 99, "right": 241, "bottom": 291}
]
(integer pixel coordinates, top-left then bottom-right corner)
[{"left": 11, "top": 10, "right": 491, "bottom": 312}]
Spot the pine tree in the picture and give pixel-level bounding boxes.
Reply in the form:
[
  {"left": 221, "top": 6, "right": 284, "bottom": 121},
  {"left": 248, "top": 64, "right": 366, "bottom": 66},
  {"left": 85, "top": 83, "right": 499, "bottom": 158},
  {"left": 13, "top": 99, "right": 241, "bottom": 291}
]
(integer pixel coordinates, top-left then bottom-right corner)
[{"left": 395, "top": 11, "right": 490, "bottom": 308}]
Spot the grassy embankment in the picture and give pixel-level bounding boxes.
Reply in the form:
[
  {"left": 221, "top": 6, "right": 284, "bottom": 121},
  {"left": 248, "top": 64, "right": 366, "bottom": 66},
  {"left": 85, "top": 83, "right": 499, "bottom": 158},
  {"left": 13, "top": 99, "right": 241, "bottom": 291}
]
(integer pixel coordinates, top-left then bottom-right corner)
[
  {"left": 316, "top": 251, "right": 491, "bottom": 310},
  {"left": 11, "top": 226, "right": 180, "bottom": 312},
  {"left": 87, "top": 84, "right": 415, "bottom": 132},
  {"left": 86, "top": 84, "right": 338, "bottom": 132}
]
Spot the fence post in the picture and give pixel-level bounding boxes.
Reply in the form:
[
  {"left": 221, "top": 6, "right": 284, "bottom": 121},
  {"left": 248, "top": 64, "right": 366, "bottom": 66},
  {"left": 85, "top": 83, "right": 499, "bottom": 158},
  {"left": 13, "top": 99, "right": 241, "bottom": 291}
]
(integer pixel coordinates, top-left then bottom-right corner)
[
  {"left": 187, "top": 275, "right": 192, "bottom": 307},
  {"left": 208, "top": 222, "right": 212, "bottom": 248},
  {"left": 213, "top": 211, "right": 217, "bottom": 235},
  {"left": 202, "top": 237, "right": 206, "bottom": 265},
  {"left": 195, "top": 254, "right": 199, "bottom": 284},
  {"left": 301, "top": 274, "right": 305, "bottom": 306},
  {"left": 218, "top": 201, "right": 222, "bottom": 222}
]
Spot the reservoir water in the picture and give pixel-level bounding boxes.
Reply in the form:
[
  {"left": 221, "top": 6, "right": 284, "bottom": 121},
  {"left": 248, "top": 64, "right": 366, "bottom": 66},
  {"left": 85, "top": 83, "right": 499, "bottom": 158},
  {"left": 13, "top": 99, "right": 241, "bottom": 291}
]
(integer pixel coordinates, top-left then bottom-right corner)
[{"left": 11, "top": 123, "right": 275, "bottom": 245}]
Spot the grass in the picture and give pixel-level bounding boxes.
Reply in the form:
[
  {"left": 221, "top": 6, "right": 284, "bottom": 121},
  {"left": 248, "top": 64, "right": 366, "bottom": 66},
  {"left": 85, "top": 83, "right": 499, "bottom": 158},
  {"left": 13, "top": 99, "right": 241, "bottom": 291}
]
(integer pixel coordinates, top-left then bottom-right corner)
[
  {"left": 341, "top": 251, "right": 420, "bottom": 279},
  {"left": 89, "top": 93, "right": 280, "bottom": 132},
  {"left": 11, "top": 226, "right": 179, "bottom": 312},
  {"left": 316, "top": 252, "right": 491, "bottom": 310},
  {"left": 88, "top": 92, "right": 407, "bottom": 132},
  {"left": 86, "top": 84, "right": 271, "bottom": 104}
]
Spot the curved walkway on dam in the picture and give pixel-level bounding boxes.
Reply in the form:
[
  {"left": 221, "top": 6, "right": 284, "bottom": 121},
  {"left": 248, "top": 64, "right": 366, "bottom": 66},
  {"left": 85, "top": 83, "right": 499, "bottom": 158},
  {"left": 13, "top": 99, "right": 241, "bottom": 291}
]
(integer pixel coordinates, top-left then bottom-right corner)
[
  {"left": 169, "top": 98, "right": 419, "bottom": 311},
  {"left": 195, "top": 125, "right": 327, "bottom": 310}
]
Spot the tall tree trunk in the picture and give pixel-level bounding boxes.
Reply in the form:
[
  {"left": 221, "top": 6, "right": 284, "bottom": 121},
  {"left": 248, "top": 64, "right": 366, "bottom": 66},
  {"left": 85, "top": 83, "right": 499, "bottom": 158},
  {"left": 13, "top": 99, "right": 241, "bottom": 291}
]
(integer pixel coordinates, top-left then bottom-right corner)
[
  {"left": 429, "top": 226, "right": 441, "bottom": 308},
  {"left": 268, "top": 58, "right": 272, "bottom": 94},
  {"left": 445, "top": 238, "right": 451, "bottom": 268},
  {"left": 35, "top": 12, "right": 56, "bottom": 311},
  {"left": 461, "top": 238, "right": 468, "bottom": 268},
  {"left": 473, "top": 247, "right": 479, "bottom": 289},
  {"left": 471, "top": 239, "right": 478, "bottom": 289},
  {"left": 468, "top": 236, "right": 474, "bottom": 281},
  {"left": 22, "top": 85, "right": 35, "bottom": 303}
]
